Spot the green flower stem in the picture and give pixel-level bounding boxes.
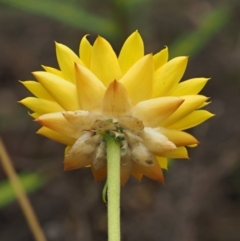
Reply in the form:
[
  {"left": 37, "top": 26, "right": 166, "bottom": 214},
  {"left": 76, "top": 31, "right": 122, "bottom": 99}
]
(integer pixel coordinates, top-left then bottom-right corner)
[{"left": 106, "top": 137, "right": 121, "bottom": 241}]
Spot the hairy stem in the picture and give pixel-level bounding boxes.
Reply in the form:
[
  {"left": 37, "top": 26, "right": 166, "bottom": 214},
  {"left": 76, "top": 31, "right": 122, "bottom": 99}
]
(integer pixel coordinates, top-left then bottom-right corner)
[{"left": 106, "top": 137, "right": 121, "bottom": 241}]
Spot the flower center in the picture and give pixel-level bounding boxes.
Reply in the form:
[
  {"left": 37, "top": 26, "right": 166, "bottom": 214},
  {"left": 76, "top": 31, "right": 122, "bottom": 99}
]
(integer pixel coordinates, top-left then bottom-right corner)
[{"left": 64, "top": 111, "right": 176, "bottom": 171}]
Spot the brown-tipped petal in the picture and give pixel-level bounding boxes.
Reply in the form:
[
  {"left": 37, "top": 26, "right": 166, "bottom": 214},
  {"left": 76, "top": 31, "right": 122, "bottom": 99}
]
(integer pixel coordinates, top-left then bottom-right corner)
[
  {"left": 141, "top": 127, "right": 176, "bottom": 155},
  {"left": 132, "top": 155, "right": 164, "bottom": 183},
  {"left": 159, "top": 127, "right": 199, "bottom": 147},
  {"left": 124, "top": 130, "right": 143, "bottom": 146},
  {"left": 121, "top": 156, "right": 132, "bottom": 186},
  {"left": 64, "top": 132, "right": 96, "bottom": 170},
  {"left": 131, "top": 168, "right": 143, "bottom": 181},
  {"left": 131, "top": 142, "right": 153, "bottom": 166},
  {"left": 101, "top": 80, "right": 132, "bottom": 116},
  {"left": 133, "top": 96, "right": 184, "bottom": 127},
  {"left": 62, "top": 110, "right": 102, "bottom": 131},
  {"left": 68, "top": 132, "right": 96, "bottom": 156},
  {"left": 91, "top": 166, "right": 107, "bottom": 183},
  {"left": 93, "top": 119, "right": 116, "bottom": 131},
  {"left": 117, "top": 116, "right": 144, "bottom": 132},
  {"left": 35, "top": 112, "right": 82, "bottom": 139},
  {"left": 92, "top": 142, "right": 106, "bottom": 170},
  {"left": 64, "top": 154, "right": 92, "bottom": 171}
]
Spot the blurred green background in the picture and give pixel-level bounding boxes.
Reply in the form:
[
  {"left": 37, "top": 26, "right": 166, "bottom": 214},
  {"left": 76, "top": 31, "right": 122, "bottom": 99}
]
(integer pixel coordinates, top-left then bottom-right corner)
[{"left": 1, "top": 0, "right": 240, "bottom": 240}]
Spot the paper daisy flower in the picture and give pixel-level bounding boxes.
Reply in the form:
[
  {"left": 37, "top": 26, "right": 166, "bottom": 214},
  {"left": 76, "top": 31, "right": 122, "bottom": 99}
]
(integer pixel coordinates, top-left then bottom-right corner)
[{"left": 20, "top": 31, "right": 213, "bottom": 185}]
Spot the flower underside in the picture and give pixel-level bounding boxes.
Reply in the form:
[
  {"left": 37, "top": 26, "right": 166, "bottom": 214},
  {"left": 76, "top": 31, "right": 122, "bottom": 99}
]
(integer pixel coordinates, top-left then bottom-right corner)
[
  {"left": 20, "top": 31, "right": 214, "bottom": 185},
  {"left": 62, "top": 110, "right": 175, "bottom": 185}
]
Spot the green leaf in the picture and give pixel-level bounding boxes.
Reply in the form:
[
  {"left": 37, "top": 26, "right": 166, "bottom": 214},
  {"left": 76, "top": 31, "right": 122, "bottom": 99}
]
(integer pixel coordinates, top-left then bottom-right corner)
[
  {"left": 112, "top": 0, "right": 155, "bottom": 8},
  {"left": 0, "top": 172, "right": 45, "bottom": 208},
  {"left": 170, "top": 4, "right": 233, "bottom": 57},
  {"left": 0, "top": 0, "right": 119, "bottom": 37}
]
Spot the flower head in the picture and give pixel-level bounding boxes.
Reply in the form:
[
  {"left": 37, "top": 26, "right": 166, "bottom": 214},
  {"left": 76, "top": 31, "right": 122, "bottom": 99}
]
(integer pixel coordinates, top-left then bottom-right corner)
[{"left": 20, "top": 31, "right": 213, "bottom": 185}]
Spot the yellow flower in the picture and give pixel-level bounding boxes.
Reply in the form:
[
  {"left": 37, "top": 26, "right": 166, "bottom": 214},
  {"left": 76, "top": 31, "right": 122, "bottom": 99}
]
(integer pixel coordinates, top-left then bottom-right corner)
[{"left": 20, "top": 31, "right": 213, "bottom": 185}]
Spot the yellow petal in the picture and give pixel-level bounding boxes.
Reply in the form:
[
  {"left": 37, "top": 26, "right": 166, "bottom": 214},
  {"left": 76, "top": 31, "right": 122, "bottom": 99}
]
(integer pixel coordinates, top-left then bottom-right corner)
[
  {"left": 29, "top": 112, "right": 40, "bottom": 118},
  {"left": 19, "top": 97, "right": 64, "bottom": 114},
  {"left": 42, "top": 66, "right": 64, "bottom": 78},
  {"left": 55, "top": 42, "right": 83, "bottom": 83},
  {"left": 160, "top": 146, "right": 189, "bottom": 159},
  {"left": 161, "top": 95, "right": 208, "bottom": 127},
  {"left": 188, "top": 144, "right": 198, "bottom": 148},
  {"left": 64, "top": 153, "right": 92, "bottom": 171},
  {"left": 37, "top": 127, "right": 76, "bottom": 146},
  {"left": 167, "top": 110, "right": 214, "bottom": 130},
  {"left": 79, "top": 35, "right": 92, "bottom": 68},
  {"left": 33, "top": 71, "right": 79, "bottom": 111},
  {"left": 120, "top": 54, "right": 153, "bottom": 104},
  {"left": 199, "top": 101, "right": 210, "bottom": 109},
  {"left": 90, "top": 36, "right": 122, "bottom": 86},
  {"left": 133, "top": 96, "right": 184, "bottom": 127},
  {"left": 153, "top": 56, "right": 188, "bottom": 97},
  {"left": 20, "top": 81, "right": 54, "bottom": 101},
  {"left": 101, "top": 80, "right": 132, "bottom": 116},
  {"left": 132, "top": 155, "right": 164, "bottom": 183},
  {"left": 156, "top": 156, "right": 168, "bottom": 169},
  {"left": 121, "top": 157, "right": 132, "bottom": 186},
  {"left": 65, "top": 146, "right": 71, "bottom": 155},
  {"left": 170, "top": 78, "right": 210, "bottom": 96},
  {"left": 75, "top": 63, "right": 106, "bottom": 110},
  {"left": 131, "top": 169, "right": 143, "bottom": 181},
  {"left": 159, "top": 128, "right": 199, "bottom": 146},
  {"left": 118, "top": 30, "right": 144, "bottom": 74},
  {"left": 153, "top": 47, "right": 168, "bottom": 70},
  {"left": 35, "top": 112, "right": 82, "bottom": 138},
  {"left": 91, "top": 166, "right": 107, "bottom": 183}
]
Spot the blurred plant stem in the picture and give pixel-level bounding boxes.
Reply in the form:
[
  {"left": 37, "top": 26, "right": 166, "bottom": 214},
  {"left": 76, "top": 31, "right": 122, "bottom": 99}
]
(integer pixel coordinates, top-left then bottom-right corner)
[
  {"left": 109, "top": 0, "right": 129, "bottom": 41},
  {"left": 0, "top": 137, "right": 47, "bottom": 241},
  {"left": 170, "top": 3, "right": 235, "bottom": 57},
  {"left": 106, "top": 137, "right": 121, "bottom": 241},
  {"left": 0, "top": 0, "right": 120, "bottom": 38}
]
